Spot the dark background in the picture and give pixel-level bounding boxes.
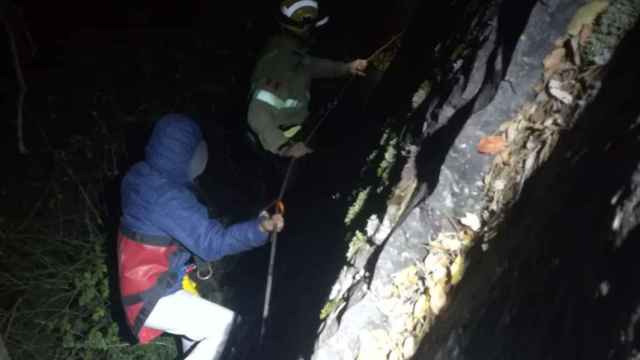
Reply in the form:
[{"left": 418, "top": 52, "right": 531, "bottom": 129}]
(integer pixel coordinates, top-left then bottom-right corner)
[{"left": 0, "top": 1, "right": 412, "bottom": 359}]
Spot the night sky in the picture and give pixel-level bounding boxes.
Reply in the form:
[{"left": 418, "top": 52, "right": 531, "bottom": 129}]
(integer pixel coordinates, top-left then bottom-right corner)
[{"left": 1, "top": 0, "right": 412, "bottom": 154}]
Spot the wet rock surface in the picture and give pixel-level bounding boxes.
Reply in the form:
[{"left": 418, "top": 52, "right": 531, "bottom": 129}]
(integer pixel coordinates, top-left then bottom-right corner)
[
  {"left": 419, "top": 18, "right": 640, "bottom": 359},
  {"left": 312, "top": 0, "right": 640, "bottom": 359}
]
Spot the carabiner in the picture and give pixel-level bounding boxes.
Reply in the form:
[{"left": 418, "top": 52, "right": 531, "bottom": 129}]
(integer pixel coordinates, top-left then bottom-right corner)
[{"left": 197, "top": 263, "right": 214, "bottom": 281}]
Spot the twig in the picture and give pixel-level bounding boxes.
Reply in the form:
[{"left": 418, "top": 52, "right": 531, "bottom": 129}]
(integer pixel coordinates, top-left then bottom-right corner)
[
  {"left": 366, "top": 31, "right": 405, "bottom": 62},
  {"left": 58, "top": 153, "right": 104, "bottom": 226},
  {"left": 3, "top": 297, "right": 23, "bottom": 341},
  {"left": 3, "top": 15, "right": 29, "bottom": 154},
  {"left": 11, "top": 178, "right": 54, "bottom": 235},
  {"left": 0, "top": 273, "right": 25, "bottom": 289},
  {"left": 15, "top": 6, "right": 37, "bottom": 58},
  {"left": 0, "top": 333, "right": 11, "bottom": 360}
]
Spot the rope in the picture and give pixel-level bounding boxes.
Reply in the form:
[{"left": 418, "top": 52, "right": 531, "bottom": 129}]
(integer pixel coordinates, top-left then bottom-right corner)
[
  {"left": 276, "top": 76, "right": 354, "bottom": 200},
  {"left": 257, "top": 31, "right": 404, "bottom": 348},
  {"left": 257, "top": 77, "right": 351, "bottom": 349},
  {"left": 366, "top": 31, "right": 404, "bottom": 62},
  {"left": 259, "top": 226, "right": 279, "bottom": 345}
]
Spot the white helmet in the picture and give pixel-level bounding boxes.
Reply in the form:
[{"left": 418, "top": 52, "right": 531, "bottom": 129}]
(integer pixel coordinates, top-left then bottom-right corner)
[{"left": 279, "top": 0, "right": 329, "bottom": 34}]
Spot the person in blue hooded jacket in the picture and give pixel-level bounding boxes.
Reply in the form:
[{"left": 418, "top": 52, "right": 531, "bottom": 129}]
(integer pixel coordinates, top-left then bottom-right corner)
[{"left": 117, "top": 114, "right": 283, "bottom": 360}]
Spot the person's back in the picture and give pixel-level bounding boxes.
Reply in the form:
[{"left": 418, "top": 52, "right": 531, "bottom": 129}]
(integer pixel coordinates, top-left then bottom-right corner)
[{"left": 117, "top": 113, "right": 283, "bottom": 359}]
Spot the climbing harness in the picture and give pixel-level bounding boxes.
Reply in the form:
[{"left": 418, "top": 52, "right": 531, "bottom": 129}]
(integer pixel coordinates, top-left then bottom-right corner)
[
  {"left": 117, "top": 227, "right": 182, "bottom": 344},
  {"left": 257, "top": 31, "right": 405, "bottom": 347}
]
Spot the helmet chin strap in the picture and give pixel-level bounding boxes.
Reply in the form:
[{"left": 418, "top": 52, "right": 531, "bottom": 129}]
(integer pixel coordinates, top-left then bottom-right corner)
[{"left": 315, "top": 15, "right": 329, "bottom": 27}]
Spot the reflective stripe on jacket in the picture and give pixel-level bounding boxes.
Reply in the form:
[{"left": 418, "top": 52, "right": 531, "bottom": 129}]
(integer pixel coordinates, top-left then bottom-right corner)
[{"left": 254, "top": 89, "right": 303, "bottom": 110}]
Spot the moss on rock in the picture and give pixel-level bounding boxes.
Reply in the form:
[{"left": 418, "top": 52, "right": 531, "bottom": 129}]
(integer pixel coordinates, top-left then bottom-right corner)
[{"left": 583, "top": 0, "right": 640, "bottom": 64}]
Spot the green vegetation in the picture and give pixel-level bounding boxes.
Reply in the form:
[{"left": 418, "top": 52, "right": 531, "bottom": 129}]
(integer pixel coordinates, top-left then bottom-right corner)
[
  {"left": 583, "top": 0, "right": 640, "bottom": 64},
  {"left": 376, "top": 134, "right": 399, "bottom": 192},
  {"left": 346, "top": 230, "right": 368, "bottom": 260},
  {"left": 344, "top": 187, "right": 372, "bottom": 226},
  {"left": 319, "top": 297, "right": 345, "bottom": 321},
  {"left": 0, "top": 141, "right": 177, "bottom": 359}
]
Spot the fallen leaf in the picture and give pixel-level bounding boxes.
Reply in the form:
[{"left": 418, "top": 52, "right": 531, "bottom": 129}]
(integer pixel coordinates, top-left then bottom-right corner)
[
  {"left": 565, "top": 36, "right": 581, "bottom": 66},
  {"left": 412, "top": 88, "right": 428, "bottom": 109},
  {"left": 460, "top": 212, "right": 482, "bottom": 231},
  {"left": 518, "top": 150, "right": 539, "bottom": 196},
  {"left": 440, "top": 233, "right": 463, "bottom": 251},
  {"left": 403, "top": 336, "right": 417, "bottom": 358},
  {"left": 548, "top": 79, "right": 573, "bottom": 104},
  {"left": 423, "top": 253, "right": 450, "bottom": 275},
  {"left": 506, "top": 123, "right": 519, "bottom": 142},
  {"left": 392, "top": 266, "right": 420, "bottom": 290},
  {"left": 388, "top": 349, "right": 403, "bottom": 360},
  {"left": 413, "top": 294, "right": 430, "bottom": 319},
  {"left": 477, "top": 135, "right": 506, "bottom": 155},
  {"left": 460, "top": 229, "right": 474, "bottom": 246},
  {"left": 428, "top": 263, "right": 449, "bottom": 285},
  {"left": 567, "top": 1, "right": 609, "bottom": 36},
  {"left": 429, "top": 281, "right": 448, "bottom": 314},
  {"left": 390, "top": 314, "right": 410, "bottom": 334},
  {"left": 530, "top": 106, "right": 546, "bottom": 124},
  {"left": 450, "top": 255, "right": 466, "bottom": 285},
  {"left": 543, "top": 47, "right": 566, "bottom": 77}
]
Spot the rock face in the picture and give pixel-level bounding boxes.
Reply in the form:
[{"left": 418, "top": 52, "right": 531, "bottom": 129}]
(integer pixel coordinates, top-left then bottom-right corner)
[{"left": 312, "top": 0, "right": 640, "bottom": 359}]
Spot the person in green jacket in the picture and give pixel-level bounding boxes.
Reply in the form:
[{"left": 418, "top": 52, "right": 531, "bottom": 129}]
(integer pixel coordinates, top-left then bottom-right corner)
[{"left": 247, "top": 0, "right": 368, "bottom": 158}]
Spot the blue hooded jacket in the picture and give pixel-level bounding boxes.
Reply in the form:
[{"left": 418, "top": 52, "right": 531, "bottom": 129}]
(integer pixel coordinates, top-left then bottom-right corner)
[{"left": 120, "top": 114, "right": 268, "bottom": 294}]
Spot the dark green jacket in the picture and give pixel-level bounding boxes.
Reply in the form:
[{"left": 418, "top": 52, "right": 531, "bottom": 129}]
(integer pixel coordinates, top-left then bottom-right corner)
[{"left": 248, "top": 33, "right": 349, "bottom": 153}]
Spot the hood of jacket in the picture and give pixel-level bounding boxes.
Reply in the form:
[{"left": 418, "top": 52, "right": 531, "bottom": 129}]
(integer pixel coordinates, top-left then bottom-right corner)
[{"left": 145, "top": 114, "right": 203, "bottom": 184}]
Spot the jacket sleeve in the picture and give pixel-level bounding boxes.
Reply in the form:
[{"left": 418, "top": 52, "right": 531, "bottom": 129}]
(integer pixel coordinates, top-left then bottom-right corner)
[
  {"left": 303, "top": 55, "right": 350, "bottom": 79},
  {"left": 248, "top": 97, "right": 289, "bottom": 154},
  {"left": 151, "top": 187, "right": 268, "bottom": 262}
]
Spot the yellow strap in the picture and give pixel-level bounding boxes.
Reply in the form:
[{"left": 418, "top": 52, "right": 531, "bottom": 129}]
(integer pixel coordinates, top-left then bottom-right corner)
[
  {"left": 182, "top": 274, "right": 199, "bottom": 296},
  {"left": 283, "top": 125, "right": 302, "bottom": 138}
]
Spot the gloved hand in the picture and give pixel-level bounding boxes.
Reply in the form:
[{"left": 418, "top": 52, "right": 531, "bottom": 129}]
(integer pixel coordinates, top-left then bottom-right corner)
[
  {"left": 347, "top": 59, "right": 368, "bottom": 76},
  {"left": 259, "top": 213, "right": 284, "bottom": 233},
  {"left": 280, "top": 141, "right": 313, "bottom": 158}
]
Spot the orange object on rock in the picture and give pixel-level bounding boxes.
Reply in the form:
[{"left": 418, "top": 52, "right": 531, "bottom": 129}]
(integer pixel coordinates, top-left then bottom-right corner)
[{"left": 477, "top": 136, "right": 506, "bottom": 155}]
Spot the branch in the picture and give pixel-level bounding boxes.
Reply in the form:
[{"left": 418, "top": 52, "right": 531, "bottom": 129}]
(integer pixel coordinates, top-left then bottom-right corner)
[
  {"left": 3, "top": 297, "right": 22, "bottom": 342},
  {"left": 3, "top": 15, "right": 29, "bottom": 154},
  {"left": 58, "top": 153, "right": 104, "bottom": 226},
  {"left": 0, "top": 334, "right": 11, "bottom": 360}
]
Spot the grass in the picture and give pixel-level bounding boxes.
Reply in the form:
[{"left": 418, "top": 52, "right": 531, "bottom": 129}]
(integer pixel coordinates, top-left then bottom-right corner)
[{"left": 0, "top": 132, "right": 177, "bottom": 360}]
